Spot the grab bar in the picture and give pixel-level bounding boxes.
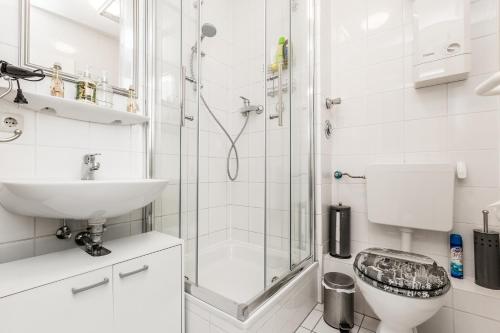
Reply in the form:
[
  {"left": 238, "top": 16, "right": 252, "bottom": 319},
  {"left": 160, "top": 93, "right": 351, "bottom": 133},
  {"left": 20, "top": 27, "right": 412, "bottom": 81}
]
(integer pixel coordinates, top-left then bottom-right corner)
[{"left": 0, "top": 129, "right": 22, "bottom": 143}]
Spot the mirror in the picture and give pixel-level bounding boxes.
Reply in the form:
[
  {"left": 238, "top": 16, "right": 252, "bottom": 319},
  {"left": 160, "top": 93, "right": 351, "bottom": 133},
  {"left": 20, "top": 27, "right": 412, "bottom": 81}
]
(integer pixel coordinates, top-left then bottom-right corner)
[{"left": 21, "top": 0, "right": 138, "bottom": 96}]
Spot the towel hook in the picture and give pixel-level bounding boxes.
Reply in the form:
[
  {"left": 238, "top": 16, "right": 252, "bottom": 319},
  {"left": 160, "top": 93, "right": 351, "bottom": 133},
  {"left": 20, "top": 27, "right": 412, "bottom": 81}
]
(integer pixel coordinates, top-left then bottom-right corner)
[
  {"left": 0, "top": 129, "right": 22, "bottom": 143},
  {"left": 326, "top": 97, "right": 341, "bottom": 109}
]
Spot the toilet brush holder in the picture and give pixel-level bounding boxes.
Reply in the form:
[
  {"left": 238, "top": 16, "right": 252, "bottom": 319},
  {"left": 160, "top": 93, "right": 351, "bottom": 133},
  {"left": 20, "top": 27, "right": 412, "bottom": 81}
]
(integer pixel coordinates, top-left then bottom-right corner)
[{"left": 474, "top": 210, "right": 500, "bottom": 290}]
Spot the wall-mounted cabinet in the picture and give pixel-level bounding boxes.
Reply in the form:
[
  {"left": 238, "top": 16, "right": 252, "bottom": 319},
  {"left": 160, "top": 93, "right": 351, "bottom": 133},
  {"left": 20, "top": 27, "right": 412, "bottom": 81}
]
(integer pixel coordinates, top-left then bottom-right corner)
[
  {"left": 413, "top": 0, "right": 471, "bottom": 88},
  {"left": 0, "top": 232, "right": 182, "bottom": 333}
]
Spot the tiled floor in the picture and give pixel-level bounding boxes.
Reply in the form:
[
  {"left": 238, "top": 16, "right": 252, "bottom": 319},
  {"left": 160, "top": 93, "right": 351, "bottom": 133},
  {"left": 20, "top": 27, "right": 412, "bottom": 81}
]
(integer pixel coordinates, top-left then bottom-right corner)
[{"left": 296, "top": 303, "right": 380, "bottom": 333}]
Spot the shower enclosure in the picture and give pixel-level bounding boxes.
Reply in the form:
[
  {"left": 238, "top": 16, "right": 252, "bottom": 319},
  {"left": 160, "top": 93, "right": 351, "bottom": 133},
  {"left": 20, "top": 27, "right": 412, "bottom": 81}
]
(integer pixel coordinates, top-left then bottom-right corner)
[{"left": 148, "top": 0, "right": 315, "bottom": 321}]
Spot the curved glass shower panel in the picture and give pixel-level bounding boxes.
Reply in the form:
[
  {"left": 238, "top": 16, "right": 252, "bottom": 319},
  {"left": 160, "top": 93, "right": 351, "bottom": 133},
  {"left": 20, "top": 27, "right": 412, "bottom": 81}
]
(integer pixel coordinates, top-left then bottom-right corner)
[
  {"left": 192, "top": 0, "right": 268, "bottom": 304},
  {"left": 150, "top": 0, "right": 199, "bottom": 282},
  {"left": 150, "top": 0, "right": 182, "bottom": 237}
]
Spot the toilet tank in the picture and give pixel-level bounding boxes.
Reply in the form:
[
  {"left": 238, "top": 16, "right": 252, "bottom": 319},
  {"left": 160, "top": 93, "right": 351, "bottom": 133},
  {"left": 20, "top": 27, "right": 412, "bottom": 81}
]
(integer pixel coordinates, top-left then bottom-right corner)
[{"left": 366, "top": 164, "right": 454, "bottom": 232}]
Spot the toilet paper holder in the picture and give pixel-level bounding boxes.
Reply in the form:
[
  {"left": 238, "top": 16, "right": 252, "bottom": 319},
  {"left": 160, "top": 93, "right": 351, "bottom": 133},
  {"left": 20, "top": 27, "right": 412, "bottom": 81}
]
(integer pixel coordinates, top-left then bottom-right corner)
[{"left": 333, "top": 170, "right": 366, "bottom": 180}]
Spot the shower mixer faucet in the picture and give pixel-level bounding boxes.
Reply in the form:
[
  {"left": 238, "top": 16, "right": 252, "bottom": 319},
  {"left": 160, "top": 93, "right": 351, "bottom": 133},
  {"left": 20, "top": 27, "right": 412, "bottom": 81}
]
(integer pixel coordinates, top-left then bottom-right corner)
[{"left": 239, "top": 96, "right": 264, "bottom": 116}]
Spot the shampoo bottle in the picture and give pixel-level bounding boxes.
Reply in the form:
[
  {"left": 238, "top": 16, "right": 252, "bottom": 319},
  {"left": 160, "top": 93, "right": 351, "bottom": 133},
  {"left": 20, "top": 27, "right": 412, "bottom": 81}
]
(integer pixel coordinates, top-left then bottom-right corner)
[
  {"left": 271, "top": 36, "right": 286, "bottom": 72},
  {"left": 450, "top": 234, "right": 464, "bottom": 279}
]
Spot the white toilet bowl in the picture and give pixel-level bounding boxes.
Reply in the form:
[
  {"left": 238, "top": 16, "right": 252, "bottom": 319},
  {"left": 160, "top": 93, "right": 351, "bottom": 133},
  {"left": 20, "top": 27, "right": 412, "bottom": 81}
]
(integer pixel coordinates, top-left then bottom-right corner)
[
  {"left": 355, "top": 275, "right": 447, "bottom": 333},
  {"left": 353, "top": 248, "right": 450, "bottom": 333}
]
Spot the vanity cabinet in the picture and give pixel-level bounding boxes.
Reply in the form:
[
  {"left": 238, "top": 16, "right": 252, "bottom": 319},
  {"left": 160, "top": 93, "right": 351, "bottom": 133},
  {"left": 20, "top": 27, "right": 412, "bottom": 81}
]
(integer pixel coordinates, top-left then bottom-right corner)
[
  {"left": 113, "top": 247, "right": 182, "bottom": 333},
  {"left": 0, "top": 267, "right": 114, "bottom": 333},
  {"left": 0, "top": 232, "right": 183, "bottom": 333}
]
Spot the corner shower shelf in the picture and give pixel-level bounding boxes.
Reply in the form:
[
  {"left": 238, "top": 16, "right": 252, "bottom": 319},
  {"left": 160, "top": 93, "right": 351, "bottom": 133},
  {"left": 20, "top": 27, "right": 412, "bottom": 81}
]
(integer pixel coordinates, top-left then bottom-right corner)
[{"left": 5, "top": 90, "right": 148, "bottom": 125}]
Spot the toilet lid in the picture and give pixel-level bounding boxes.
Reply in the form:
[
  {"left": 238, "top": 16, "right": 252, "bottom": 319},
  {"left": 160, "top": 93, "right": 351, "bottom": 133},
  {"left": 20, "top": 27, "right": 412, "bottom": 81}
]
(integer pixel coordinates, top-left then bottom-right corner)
[{"left": 353, "top": 248, "right": 450, "bottom": 299}]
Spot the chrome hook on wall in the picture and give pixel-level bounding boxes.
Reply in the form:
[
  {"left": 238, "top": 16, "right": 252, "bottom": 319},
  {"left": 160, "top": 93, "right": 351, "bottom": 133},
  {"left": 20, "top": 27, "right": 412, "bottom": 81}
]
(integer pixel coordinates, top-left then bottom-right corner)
[{"left": 326, "top": 97, "right": 341, "bottom": 110}]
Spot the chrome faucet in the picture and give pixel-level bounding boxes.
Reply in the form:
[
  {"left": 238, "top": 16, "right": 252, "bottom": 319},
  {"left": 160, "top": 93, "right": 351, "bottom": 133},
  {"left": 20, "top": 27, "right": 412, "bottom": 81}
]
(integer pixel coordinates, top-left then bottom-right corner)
[
  {"left": 82, "top": 153, "right": 101, "bottom": 180},
  {"left": 239, "top": 96, "right": 264, "bottom": 116}
]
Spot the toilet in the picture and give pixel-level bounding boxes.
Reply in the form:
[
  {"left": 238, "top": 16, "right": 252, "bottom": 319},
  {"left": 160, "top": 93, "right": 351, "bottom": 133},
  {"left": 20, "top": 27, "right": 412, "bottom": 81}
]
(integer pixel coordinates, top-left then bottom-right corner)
[{"left": 353, "top": 164, "right": 455, "bottom": 333}]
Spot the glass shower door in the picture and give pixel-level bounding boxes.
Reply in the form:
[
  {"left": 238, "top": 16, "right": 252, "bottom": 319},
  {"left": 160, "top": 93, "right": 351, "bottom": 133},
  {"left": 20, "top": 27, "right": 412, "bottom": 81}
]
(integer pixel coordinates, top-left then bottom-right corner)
[
  {"left": 265, "top": 0, "right": 292, "bottom": 286},
  {"left": 265, "top": 0, "right": 314, "bottom": 287},
  {"left": 289, "top": 0, "right": 314, "bottom": 268},
  {"left": 150, "top": 0, "right": 199, "bottom": 283},
  {"left": 180, "top": 0, "right": 200, "bottom": 283}
]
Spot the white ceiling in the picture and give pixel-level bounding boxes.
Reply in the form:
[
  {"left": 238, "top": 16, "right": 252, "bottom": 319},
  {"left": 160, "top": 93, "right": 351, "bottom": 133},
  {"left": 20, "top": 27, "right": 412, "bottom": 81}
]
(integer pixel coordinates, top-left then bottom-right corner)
[{"left": 30, "top": 0, "right": 120, "bottom": 38}]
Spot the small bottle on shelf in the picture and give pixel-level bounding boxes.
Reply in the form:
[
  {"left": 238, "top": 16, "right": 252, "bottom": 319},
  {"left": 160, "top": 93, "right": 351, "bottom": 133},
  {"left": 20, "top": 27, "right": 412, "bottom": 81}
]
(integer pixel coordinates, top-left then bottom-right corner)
[
  {"left": 75, "top": 67, "right": 96, "bottom": 104},
  {"left": 127, "top": 85, "right": 138, "bottom": 113},
  {"left": 96, "top": 70, "right": 114, "bottom": 108},
  {"left": 50, "top": 62, "right": 64, "bottom": 98}
]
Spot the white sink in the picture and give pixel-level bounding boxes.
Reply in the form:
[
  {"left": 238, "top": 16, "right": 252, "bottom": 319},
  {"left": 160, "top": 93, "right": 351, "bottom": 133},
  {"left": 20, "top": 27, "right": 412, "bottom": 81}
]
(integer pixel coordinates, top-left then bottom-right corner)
[{"left": 0, "top": 179, "right": 168, "bottom": 220}]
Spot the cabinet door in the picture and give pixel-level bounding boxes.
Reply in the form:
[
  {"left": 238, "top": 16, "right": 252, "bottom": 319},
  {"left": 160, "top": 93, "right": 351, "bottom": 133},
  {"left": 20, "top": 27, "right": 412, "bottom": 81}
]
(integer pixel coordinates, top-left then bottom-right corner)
[
  {"left": 0, "top": 267, "right": 113, "bottom": 333},
  {"left": 113, "top": 246, "right": 183, "bottom": 333}
]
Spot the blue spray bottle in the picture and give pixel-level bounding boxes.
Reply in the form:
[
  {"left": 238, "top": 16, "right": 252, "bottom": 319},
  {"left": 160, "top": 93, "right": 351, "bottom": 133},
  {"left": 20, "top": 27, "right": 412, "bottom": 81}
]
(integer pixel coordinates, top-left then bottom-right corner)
[{"left": 450, "top": 234, "right": 464, "bottom": 279}]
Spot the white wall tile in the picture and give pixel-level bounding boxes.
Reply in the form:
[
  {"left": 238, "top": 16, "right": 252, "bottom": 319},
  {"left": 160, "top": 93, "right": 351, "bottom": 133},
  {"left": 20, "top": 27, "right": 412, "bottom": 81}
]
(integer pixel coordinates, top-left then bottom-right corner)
[
  {"left": 326, "top": 3, "right": 500, "bottom": 332},
  {"left": 454, "top": 310, "right": 500, "bottom": 333},
  {"left": 447, "top": 111, "right": 498, "bottom": 151},
  {"left": 405, "top": 117, "right": 447, "bottom": 152}
]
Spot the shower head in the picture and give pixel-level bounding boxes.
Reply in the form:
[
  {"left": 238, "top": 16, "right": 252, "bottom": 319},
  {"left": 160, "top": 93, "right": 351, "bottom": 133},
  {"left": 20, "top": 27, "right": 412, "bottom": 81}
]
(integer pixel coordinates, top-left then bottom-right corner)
[{"left": 201, "top": 23, "right": 217, "bottom": 40}]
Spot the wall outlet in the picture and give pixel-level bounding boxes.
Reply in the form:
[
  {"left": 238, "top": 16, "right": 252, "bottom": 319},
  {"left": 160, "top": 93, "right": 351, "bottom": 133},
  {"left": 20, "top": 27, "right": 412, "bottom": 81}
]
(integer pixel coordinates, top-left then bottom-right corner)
[{"left": 0, "top": 113, "right": 24, "bottom": 133}]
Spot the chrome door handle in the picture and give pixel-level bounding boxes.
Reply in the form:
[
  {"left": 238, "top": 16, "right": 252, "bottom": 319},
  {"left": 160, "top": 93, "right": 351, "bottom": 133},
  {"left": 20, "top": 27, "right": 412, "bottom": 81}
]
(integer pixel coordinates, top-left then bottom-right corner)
[
  {"left": 71, "top": 277, "right": 109, "bottom": 295},
  {"left": 180, "top": 66, "right": 187, "bottom": 127},
  {"left": 0, "top": 129, "right": 22, "bottom": 143},
  {"left": 181, "top": 66, "right": 194, "bottom": 126},
  {"left": 119, "top": 265, "right": 149, "bottom": 279}
]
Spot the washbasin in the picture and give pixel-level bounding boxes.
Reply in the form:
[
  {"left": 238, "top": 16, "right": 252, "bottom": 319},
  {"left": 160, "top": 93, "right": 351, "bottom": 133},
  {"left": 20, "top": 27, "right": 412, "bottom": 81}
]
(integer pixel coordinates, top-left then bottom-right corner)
[{"left": 0, "top": 179, "right": 168, "bottom": 220}]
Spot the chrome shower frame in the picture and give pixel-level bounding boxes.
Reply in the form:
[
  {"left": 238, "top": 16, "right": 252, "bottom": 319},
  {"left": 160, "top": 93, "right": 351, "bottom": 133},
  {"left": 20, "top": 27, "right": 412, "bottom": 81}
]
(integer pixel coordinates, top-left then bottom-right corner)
[{"left": 144, "top": 0, "right": 317, "bottom": 322}]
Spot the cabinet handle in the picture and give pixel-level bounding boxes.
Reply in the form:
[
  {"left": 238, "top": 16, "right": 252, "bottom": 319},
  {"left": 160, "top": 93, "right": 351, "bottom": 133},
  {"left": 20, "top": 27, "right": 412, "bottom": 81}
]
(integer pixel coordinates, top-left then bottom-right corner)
[
  {"left": 119, "top": 265, "right": 149, "bottom": 279},
  {"left": 71, "top": 278, "right": 109, "bottom": 295}
]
